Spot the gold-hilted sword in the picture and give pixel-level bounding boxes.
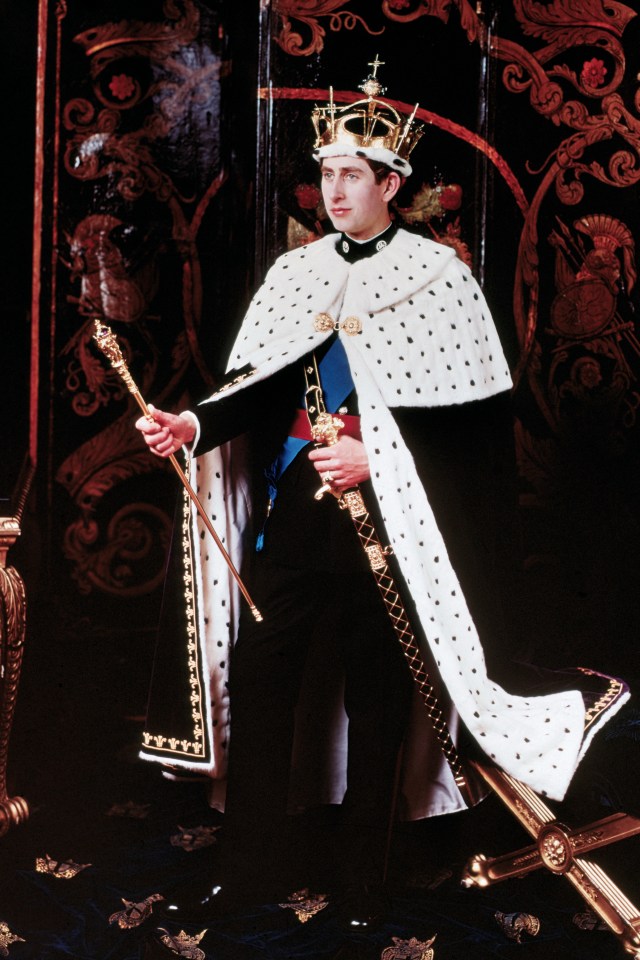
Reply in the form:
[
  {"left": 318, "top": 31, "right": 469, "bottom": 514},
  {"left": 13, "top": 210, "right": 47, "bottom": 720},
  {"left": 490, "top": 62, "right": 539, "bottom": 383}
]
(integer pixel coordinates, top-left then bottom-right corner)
[
  {"left": 305, "top": 351, "right": 640, "bottom": 959},
  {"left": 92, "top": 319, "right": 263, "bottom": 623},
  {"left": 303, "top": 353, "right": 477, "bottom": 806}
]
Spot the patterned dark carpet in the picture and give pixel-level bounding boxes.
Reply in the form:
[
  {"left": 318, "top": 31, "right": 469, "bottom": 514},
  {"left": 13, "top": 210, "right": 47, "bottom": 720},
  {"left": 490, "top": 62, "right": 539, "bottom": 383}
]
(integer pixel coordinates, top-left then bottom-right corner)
[{"left": 1, "top": 600, "right": 638, "bottom": 960}]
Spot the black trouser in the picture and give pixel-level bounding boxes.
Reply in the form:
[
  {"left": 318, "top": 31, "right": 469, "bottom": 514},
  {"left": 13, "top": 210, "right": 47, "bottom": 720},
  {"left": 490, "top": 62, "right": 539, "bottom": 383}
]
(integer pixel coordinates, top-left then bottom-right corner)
[{"left": 222, "top": 549, "right": 414, "bottom": 882}]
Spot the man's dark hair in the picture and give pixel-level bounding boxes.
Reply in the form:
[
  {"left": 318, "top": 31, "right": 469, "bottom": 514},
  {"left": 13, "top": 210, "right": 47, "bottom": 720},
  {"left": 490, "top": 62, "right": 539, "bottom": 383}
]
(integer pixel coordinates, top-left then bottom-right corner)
[{"left": 364, "top": 158, "right": 397, "bottom": 183}]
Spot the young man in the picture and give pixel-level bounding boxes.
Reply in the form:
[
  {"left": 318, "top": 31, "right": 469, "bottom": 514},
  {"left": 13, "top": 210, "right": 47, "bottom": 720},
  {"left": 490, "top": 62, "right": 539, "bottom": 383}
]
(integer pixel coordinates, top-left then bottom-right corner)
[{"left": 136, "top": 67, "right": 628, "bottom": 922}]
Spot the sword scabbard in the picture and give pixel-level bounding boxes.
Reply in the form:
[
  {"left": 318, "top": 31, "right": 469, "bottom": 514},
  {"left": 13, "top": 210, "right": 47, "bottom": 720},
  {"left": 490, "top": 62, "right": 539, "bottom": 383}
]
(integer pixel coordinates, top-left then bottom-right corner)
[{"left": 302, "top": 350, "right": 475, "bottom": 804}]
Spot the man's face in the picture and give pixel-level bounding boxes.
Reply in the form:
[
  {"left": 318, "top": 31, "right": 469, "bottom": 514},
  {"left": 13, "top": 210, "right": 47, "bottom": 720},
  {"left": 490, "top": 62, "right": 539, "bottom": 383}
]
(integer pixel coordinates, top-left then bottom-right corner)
[{"left": 320, "top": 156, "right": 400, "bottom": 240}]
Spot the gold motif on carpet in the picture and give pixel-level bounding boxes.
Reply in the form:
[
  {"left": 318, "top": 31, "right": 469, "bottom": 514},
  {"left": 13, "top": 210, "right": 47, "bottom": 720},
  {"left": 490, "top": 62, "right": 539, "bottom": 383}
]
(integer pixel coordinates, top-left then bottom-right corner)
[
  {"left": 106, "top": 799, "right": 151, "bottom": 819},
  {"left": 170, "top": 824, "right": 221, "bottom": 851},
  {"left": 380, "top": 934, "right": 437, "bottom": 960},
  {"left": 35, "top": 854, "right": 91, "bottom": 879},
  {"left": 108, "top": 894, "right": 165, "bottom": 929},
  {"left": 494, "top": 911, "right": 540, "bottom": 943},
  {"left": 278, "top": 888, "right": 329, "bottom": 922},
  {"left": 0, "top": 922, "right": 24, "bottom": 957},
  {"left": 157, "top": 928, "right": 208, "bottom": 958}
]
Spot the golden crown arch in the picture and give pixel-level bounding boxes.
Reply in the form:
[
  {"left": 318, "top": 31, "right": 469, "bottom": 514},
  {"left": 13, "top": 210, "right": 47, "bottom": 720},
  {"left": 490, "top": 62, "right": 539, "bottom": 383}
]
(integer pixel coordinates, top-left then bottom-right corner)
[{"left": 311, "top": 58, "right": 424, "bottom": 175}]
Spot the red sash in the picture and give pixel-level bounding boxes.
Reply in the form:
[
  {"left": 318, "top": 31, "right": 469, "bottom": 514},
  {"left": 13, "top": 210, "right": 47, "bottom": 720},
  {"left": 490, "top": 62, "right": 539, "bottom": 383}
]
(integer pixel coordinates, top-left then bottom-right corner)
[{"left": 288, "top": 407, "right": 362, "bottom": 442}]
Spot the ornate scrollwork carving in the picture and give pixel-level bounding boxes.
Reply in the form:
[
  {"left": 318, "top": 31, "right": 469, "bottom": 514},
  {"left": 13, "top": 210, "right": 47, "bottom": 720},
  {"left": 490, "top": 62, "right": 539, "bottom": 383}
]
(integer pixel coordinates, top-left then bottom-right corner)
[
  {"left": 54, "top": 2, "right": 237, "bottom": 596},
  {"left": 493, "top": 1, "right": 639, "bottom": 376},
  {"left": 61, "top": 502, "right": 171, "bottom": 597},
  {"left": 273, "top": 1, "right": 384, "bottom": 57},
  {"left": 273, "top": 0, "right": 484, "bottom": 54}
]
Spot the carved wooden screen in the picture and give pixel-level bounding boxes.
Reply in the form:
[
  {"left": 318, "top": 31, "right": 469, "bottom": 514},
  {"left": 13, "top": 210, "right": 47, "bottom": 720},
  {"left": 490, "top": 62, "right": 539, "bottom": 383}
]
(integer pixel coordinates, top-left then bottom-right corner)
[
  {"left": 35, "top": 0, "right": 259, "bottom": 626},
  {"left": 33, "top": 0, "right": 640, "bottom": 673}
]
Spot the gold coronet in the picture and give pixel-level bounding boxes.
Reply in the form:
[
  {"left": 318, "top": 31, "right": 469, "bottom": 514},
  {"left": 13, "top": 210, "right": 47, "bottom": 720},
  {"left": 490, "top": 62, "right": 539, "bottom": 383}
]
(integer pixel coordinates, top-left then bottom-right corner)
[{"left": 311, "top": 58, "right": 424, "bottom": 167}]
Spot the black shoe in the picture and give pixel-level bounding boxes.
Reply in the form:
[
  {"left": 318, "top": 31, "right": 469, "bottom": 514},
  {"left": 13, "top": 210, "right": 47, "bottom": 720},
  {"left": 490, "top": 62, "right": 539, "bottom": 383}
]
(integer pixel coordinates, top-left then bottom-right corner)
[
  {"left": 159, "top": 877, "right": 237, "bottom": 922},
  {"left": 337, "top": 882, "right": 390, "bottom": 931},
  {"left": 160, "top": 871, "right": 305, "bottom": 922}
]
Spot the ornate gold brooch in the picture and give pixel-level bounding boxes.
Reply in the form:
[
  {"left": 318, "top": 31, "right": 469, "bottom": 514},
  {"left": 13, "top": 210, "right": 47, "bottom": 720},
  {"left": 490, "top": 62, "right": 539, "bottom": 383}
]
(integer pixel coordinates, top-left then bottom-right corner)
[{"left": 313, "top": 313, "right": 362, "bottom": 335}]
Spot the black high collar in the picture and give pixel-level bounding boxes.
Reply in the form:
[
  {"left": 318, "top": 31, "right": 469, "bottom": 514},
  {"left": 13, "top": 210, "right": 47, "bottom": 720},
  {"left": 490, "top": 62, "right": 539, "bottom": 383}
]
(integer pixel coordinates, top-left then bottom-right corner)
[{"left": 335, "top": 221, "right": 397, "bottom": 264}]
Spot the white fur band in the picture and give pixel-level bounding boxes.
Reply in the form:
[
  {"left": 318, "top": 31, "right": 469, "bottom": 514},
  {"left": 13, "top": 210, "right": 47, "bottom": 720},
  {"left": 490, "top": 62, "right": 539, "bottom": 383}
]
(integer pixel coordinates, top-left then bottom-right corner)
[{"left": 313, "top": 142, "right": 412, "bottom": 177}]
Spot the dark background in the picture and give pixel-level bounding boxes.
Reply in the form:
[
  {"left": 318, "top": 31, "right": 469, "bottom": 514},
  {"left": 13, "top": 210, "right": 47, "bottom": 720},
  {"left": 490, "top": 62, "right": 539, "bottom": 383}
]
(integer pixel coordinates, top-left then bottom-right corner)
[{"left": 0, "top": 3, "right": 639, "bottom": 957}]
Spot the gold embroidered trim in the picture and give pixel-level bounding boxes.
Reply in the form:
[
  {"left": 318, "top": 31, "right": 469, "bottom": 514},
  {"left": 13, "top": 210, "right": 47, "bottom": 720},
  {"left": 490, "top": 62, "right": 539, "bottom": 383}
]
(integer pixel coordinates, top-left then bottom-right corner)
[
  {"left": 578, "top": 667, "right": 626, "bottom": 734},
  {"left": 142, "top": 460, "right": 207, "bottom": 759},
  {"left": 214, "top": 368, "right": 257, "bottom": 394}
]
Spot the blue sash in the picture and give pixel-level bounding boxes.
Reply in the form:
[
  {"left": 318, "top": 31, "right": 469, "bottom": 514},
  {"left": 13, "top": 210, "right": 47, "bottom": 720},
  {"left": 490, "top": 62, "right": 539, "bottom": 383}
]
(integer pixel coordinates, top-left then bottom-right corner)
[{"left": 256, "top": 337, "right": 354, "bottom": 551}]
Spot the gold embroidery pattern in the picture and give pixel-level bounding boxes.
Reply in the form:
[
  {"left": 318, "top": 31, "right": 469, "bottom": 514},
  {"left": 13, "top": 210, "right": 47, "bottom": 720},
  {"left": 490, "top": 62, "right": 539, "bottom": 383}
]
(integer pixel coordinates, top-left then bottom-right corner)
[
  {"left": 35, "top": 855, "right": 91, "bottom": 879},
  {"left": 108, "top": 894, "right": 164, "bottom": 929},
  {"left": 141, "top": 461, "right": 206, "bottom": 759},
  {"left": 579, "top": 667, "right": 625, "bottom": 734},
  {"left": 170, "top": 824, "right": 221, "bottom": 851},
  {"left": 0, "top": 922, "right": 25, "bottom": 955},
  {"left": 278, "top": 889, "right": 329, "bottom": 923},
  {"left": 494, "top": 912, "right": 540, "bottom": 943},
  {"left": 380, "top": 934, "right": 437, "bottom": 960},
  {"left": 157, "top": 928, "right": 208, "bottom": 959},
  {"left": 214, "top": 368, "right": 257, "bottom": 394}
]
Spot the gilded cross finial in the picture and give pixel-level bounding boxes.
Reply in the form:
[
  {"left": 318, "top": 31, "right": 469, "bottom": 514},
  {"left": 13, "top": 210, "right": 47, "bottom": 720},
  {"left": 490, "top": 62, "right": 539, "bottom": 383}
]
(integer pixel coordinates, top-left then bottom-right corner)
[{"left": 368, "top": 55, "right": 384, "bottom": 78}]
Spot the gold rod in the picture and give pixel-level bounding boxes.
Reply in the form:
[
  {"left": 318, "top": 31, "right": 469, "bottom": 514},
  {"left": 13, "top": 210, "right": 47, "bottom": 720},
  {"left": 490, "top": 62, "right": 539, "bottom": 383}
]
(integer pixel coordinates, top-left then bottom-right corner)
[{"left": 92, "top": 320, "right": 262, "bottom": 622}]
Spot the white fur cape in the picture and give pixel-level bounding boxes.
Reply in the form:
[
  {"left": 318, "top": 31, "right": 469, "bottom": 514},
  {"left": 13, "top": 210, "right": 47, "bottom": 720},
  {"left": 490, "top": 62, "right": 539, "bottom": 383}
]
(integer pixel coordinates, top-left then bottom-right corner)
[{"left": 143, "top": 229, "right": 628, "bottom": 814}]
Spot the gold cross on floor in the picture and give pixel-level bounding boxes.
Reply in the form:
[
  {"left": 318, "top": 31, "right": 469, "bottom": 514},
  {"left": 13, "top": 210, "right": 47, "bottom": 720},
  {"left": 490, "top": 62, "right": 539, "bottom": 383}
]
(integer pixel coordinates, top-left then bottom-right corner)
[{"left": 462, "top": 762, "right": 640, "bottom": 957}]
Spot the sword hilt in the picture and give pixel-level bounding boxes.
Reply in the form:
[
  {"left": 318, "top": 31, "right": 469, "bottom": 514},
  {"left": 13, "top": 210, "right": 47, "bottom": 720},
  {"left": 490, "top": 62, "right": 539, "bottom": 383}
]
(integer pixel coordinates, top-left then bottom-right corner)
[{"left": 311, "top": 412, "right": 345, "bottom": 499}]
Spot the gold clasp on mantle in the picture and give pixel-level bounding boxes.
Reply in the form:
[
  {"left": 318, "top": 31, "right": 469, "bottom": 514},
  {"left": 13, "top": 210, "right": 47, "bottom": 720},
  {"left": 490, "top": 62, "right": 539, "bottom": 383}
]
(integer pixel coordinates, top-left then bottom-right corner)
[{"left": 313, "top": 313, "right": 362, "bottom": 336}]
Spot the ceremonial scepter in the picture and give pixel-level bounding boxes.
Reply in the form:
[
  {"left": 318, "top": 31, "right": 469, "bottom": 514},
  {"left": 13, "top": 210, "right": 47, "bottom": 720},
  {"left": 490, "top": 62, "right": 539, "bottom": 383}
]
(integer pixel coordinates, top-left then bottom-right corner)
[{"left": 92, "top": 320, "right": 263, "bottom": 622}]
